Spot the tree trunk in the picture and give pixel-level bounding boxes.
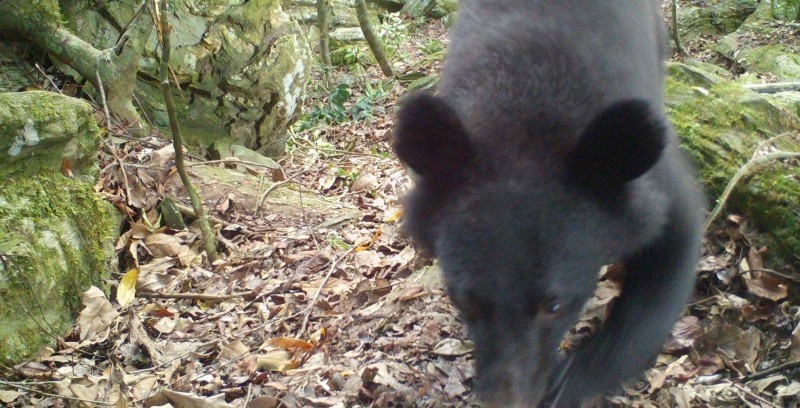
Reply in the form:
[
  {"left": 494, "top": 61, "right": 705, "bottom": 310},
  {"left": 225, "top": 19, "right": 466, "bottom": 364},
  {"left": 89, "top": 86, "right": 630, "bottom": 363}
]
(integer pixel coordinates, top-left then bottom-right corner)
[
  {"left": 355, "top": 0, "right": 395, "bottom": 78},
  {"left": 158, "top": 0, "right": 219, "bottom": 264},
  {"left": 671, "top": 0, "right": 688, "bottom": 57},
  {"left": 317, "top": 0, "right": 333, "bottom": 85}
]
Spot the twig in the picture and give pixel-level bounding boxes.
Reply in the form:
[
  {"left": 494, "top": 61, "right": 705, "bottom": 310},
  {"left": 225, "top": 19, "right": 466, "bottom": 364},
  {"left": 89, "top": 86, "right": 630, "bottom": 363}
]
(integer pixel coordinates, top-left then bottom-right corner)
[
  {"left": 138, "top": 291, "right": 250, "bottom": 301},
  {"left": 255, "top": 179, "right": 299, "bottom": 215},
  {"left": 747, "top": 268, "right": 800, "bottom": 283},
  {"left": 254, "top": 168, "right": 315, "bottom": 215},
  {"left": 114, "top": 1, "right": 149, "bottom": 53},
  {"left": 131, "top": 93, "right": 155, "bottom": 131},
  {"left": 293, "top": 139, "right": 389, "bottom": 159},
  {"left": 704, "top": 151, "right": 800, "bottom": 231},
  {"left": 184, "top": 158, "right": 280, "bottom": 170},
  {"left": 128, "top": 338, "right": 221, "bottom": 376},
  {"left": 299, "top": 244, "right": 359, "bottom": 335},
  {"left": 0, "top": 379, "right": 115, "bottom": 406},
  {"left": 741, "top": 360, "right": 800, "bottom": 382},
  {"left": 96, "top": 71, "right": 133, "bottom": 206},
  {"left": 95, "top": 71, "right": 113, "bottom": 127},
  {"left": 171, "top": 201, "right": 257, "bottom": 235},
  {"left": 744, "top": 82, "right": 800, "bottom": 94},
  {"left": 670, "top": 0, "right": 688, "bottom": 57},
  {"left": 34, "top": 63, "right": 62, "bottom": 94},
  {"left": 686, "top": 295, "right": 721, "bottom": 307},
  {"left": 15, "top": 301, "right": 92, "bottom": 358},
  {"left": 730, "top": 382, "right": 775, "bottom": 406}
]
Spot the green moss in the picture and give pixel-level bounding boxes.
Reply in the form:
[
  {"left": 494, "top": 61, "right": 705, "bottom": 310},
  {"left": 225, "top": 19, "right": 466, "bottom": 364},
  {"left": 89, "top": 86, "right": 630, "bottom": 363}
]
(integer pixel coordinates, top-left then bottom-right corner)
[
  {"left": 666, "top": 65, "right": 800, "bottom": 267},
  {"left": 0, "top": 174, "right": 118, "bottom": 364},
  {"left": 0, "top": 91, "right": 101, "bottom": 178},
  {"left": 0, "top": 173, "right": 116, "bottom": 282},
  {"left": 0, "top": 0, "right": 63, "bottom": 33}
]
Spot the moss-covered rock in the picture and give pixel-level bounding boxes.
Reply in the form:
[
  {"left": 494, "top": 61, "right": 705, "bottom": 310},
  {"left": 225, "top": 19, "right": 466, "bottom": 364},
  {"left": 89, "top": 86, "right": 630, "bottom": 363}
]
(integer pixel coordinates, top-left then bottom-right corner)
[
  {"left": 714, "top": 1, "right": 800, "bottom": 82},
  {"left": 400, "top": 0, "right": 457, "bottom": 18},
  {"left": 289, "top": 0, "right": 360, "bottom": 27},
  {"left": 0, "top": 174, "right": 118, "bottom": 364},
  {"left": 61, "top": 0, "right": 311, "bottom": 157},
  {"left": 677, "top": 0, "right": 757, "bottom": 41},
  {"left": 0, "top": 91, "right": 101, "bottom": 178},
  {"left": 0, "top": 48, "right": 38, "bottom": 92},
  {"left": 666, "top": 63, "right": 800, "bottom": 268}
]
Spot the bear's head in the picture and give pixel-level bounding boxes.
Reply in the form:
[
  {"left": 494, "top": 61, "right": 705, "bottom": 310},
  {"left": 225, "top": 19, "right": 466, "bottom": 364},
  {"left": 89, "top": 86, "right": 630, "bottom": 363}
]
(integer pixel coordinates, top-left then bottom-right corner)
[{"left": 393, "top": 92, "right": 670, "bottom": 406}]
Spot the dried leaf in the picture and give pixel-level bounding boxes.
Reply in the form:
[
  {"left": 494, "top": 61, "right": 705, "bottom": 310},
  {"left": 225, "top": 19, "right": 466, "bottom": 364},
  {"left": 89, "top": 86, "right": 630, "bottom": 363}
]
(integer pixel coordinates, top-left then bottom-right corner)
[
  {"left": 791, "top": 321, "right": 800, "bottom": 361},
  {"left": 744, "top": 271, "right": 788, "bottom": 301},
  {"left": 159, "top": 388, "right": 234, "bottom": 408},
  {"left": 137, "top": 257, "right": 177, "bottom": 292},
  {"left": 153, "top": 317, "right": 176, "bottom": 334},
  {"left": 0, "top": 390, "right": 22, "bottom": 403},
  {"left": 749, "top": 375, "right": 785, "bottom": 393},
  {"left": 432, "top": 339, "right": 474, "bottom": 356},
  {"left": 664, "top": 316, "right": 702, "bottom": 353},
  {"left": 245, "top": 396, "right": 281, "bottom": 408},
  {"left": 151, "top": 145, "right": 176, "bottom": 169},
  {"left": 269, "top": 337, "right": 314, "bottom": 351},
  {"left": 218, "top": 340, "right": 250, "bottom": 362},
  {"left": 255, "top": 351, "right": 295, "bottom": 372},
  {"left": 700, "top": 325, "right": 763, "bottom": 373},
  {"left": 117, "top": 268, "right": 140, "bottom": 307},
  {"left": 144, "top": 233, "right": 185, "bottom": 258},
  {"left": 77, "top": 286, "right": 119, "bottom": 341},
  {"left": 776, "top": 381, "right": 800, "bottom": 398},
  {"left": 351, "top": 173, "right": 378, "bottom": 192},
  {"left": 386, "top": 208, "right": 402, "bottom": 222}
]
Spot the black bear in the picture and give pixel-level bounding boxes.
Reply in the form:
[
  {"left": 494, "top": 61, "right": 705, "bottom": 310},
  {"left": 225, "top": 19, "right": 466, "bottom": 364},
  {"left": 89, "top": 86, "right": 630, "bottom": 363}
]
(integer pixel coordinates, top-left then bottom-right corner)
[{"left": 393, "top": 0, "right": 704, "bottom": 407}]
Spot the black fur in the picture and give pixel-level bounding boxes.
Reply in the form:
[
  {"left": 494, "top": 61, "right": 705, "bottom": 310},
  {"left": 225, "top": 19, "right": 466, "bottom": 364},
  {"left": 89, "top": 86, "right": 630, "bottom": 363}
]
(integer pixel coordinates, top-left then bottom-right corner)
[
  {"left": 393, "top": 1, "right": 704, "bottom": 407},
  {"left": 567, "top": 99, "right": 667, "bottom": 192}
]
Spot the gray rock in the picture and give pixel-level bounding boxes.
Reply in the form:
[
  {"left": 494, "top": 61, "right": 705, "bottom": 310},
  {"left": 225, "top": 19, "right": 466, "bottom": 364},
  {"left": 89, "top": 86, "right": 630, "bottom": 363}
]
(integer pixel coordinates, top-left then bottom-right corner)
[{"left": 0, "top": 91, "right": 100, "bottom": 178}]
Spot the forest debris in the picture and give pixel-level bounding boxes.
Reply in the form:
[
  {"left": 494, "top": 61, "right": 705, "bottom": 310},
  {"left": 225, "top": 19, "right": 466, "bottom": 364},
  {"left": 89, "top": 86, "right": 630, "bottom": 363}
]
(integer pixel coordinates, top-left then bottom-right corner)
[{"left": 77, "top": 287, "right": 118, "bottom": 342}]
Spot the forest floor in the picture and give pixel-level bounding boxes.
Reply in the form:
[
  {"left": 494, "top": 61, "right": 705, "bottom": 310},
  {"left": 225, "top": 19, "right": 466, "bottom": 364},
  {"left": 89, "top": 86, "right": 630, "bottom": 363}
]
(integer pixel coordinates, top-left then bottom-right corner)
[{"left": 2, "top": 2, "right": 800, "bottom": 408}]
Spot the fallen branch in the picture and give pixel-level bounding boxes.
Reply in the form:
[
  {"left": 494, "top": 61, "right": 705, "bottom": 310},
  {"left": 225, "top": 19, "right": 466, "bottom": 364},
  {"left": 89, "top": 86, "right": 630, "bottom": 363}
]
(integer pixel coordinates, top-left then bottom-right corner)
[
  {"left": 744, "top": 82, "right": 800, "bottom": 94},
  {"left": 138, "top": 291, "right": 250, "bottom": 301},
  {"left": 742, "top": 360, "right": 800, "bottom": 382},
  {"left": 299, "top": 244, "right": 360, "bottom": 335},
  {"left": 0, "top": 379, "right": 114, "bottom": 406},
  {"left": 704, "top": 151, "right": 800, "bottom": 231}
]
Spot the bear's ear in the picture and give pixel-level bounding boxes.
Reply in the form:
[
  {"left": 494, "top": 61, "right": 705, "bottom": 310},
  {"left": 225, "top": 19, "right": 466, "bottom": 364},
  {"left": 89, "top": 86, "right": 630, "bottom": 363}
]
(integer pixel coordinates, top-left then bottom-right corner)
[
  {"left": 393, "top": 92, "right": 475, "bottom": 186},
  {"left": 567, "top": 99, "right": 667, "bottom": 190}
]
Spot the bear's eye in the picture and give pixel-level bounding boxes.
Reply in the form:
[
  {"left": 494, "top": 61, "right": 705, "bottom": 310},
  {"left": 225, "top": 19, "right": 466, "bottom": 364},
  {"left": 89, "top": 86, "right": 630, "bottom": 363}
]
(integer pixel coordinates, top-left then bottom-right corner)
[
  {"left": 451, "top": 289, "right": 490, "bottom": 323},
  {"left": 538, "top": 296, "right": 564, "bottom": 318}
]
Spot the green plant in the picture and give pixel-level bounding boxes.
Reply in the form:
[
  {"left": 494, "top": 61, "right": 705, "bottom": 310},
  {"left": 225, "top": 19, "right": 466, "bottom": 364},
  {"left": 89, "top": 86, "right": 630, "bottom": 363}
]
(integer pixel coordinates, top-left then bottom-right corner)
[
  {"left": 331, "top": 45, "right": 370, "bottom": 67},
  {"left": 330, "top": 44, "right": 373, "bottom": 80},
  {"left": 293, "top": 84, "right": 351, "bottom": 131},
  {"left": 334, "top": 167, "right": 360, "bottom": 183},
  {"left": 293, "top": 78, "right": 394, "bottom": 131},
  {"left": 420, "top": 39, "right": 444, "bottom": 56},
  {"left": 351, "top": 80, "right": 391, "bottom": 121},
  {"left": 773, "top": 0, "right": 800, "bottom": 20},
  {"left": 326, "top": 233, "right": 351, "bottom": 250},
  {"left": 377, "top": 13, "right": 410, "bottom": 60}
]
